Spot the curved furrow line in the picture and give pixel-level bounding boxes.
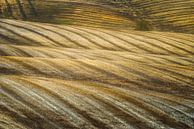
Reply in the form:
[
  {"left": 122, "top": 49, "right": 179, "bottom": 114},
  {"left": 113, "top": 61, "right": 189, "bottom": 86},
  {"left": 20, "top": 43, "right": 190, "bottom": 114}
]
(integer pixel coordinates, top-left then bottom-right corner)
[
  {"left": 103, "top": 90, "right": 193, "bottom": 129},
  {"left": 62, "top": 83, "right": 160, "bottom": 129},
  {"left": 0, "top": 83, "right": 64, "bottom": 129},
  {"left": 105, "top": 51, "right": 193, "bottom": 66},
  {"left": 1, "top": 78, "right": 87, "bottom": 129},
  {"left": 156, "top": 16, "right": 194, "bottom": 24},
  {"left": 105, "top": 30, "right": 184, "bottom": 55},
  {"left": 181, "top": 58, "right": 194, "bottom": 64},
  {"left": 150, "top": 56, "right": 191, "bottom": 66},
  {"left": 119, "top": 53, "right": 192, "bottom": 66},
  {"left": 142, "top": 91, "right": 194, "bottom": 110},
  {"left": 112, "top": 57, "right": 193, "bottom": 85},
  {"left": 0, "top": 57, "right": 34, "bottom": 75},
  {"left": 149, "top": 10, "right": 193, "bottom": 18},
  {"left": 39, "top": 48, "right": 77, "bottom": 59},
  {"left": 53, "top": 25, "right": 116, "bottom": 50},
  {"left": 0, "top": 114, "right": 27, "bottom": 129},
  {"left": 101, "top": 28, "right": 189, "bottom": 55},
  {"left": 0, "top": 103, "right": 37, "bottom": 129},
  {"left": 117, "top": 60, "right": 193, "bottom": 88},
  {"left": 76, "top": 57, "right": 191, "bottom": 86},
  {"left": 133, "top": 0, "right": 192, "bottom": 8},
  {"left": 65, "top": 80, "right": 191, "bottom": 129},
  {"left": 141, "top": 5, "right": 193, "bottom": 12},
  {"left": 1, "top": 56, "right": 192, "bottom": 87},
  {"left": 159, "top": 32, "right": 194, "bottom": 42},
  {"left": 0, "top": 46, "right": 11, "bottom": 56},
  {"left": 64, "top": 26, "right": 126, "bottom": 51},
  {"left": 0, "top": 25, "right": 52, "bottom": 47},
  {"left": 153, "top": 66, "right": 194, "bottom": 81},
  {"left": 76, "top": 60, "right": 142, "bottom": 84},
  {"left": 0, "top": 44, "right": 193, "bottom": 66},
  {"left": 120, "top": 32, "right": 183, "bottom": 56},
  {"left": 1, "top": 57, "right": 46, "bottom": 75},
  {"left": 107, "top": 60, "right": 194, "bottom": 96},
  {"left": 23, "top": 23, "right": 89, "bottom": 49},
  {"left": 147, "top": 32, "right": 194, "bottom": 47},
  {"left": 56, "top": 13, "right": 132, "bottom": 25},
  {"left": 0, "top": 18, "right": 192, "bottom": 53},
  {"left": 20, "top": 78, "right": 135, "bottom": 129},
  {"left": 75, "top": 27, "right": 154, "bottom": 53},
  {"left": 57, "top": 14, "right": 131, "bottom": 26},
  {"left": 1, "top": 56, "right": 191, "bottom": 76},
  {"left": 70, "top": 26, "right": 140, "bottom": 52},
  {"left": 54, "top": 15, "right": 132, "bottom": 26},
  {"left": 140, "top": 97, "right": 194, "bottom": 128},
  {"left": 50, "top": 59, "right": 139, "bottom": 84},
  {"left": 137, "top": 4, "right": 191, "bottom": 11},
  {"left": 4, "top": 77, "right": 117, "bottom": 129},
  {"left": 141, "top": 95, "right": 194, "bottom": 119},
  {"left": 116, "top": 56, "right": 194, "bottom": 85},
  {"left": 0, "top": 24, "right": 41, "bottom": 46},
  {"left": 119, "top": 54, "right": 174, "bottom": 66},
  {"left": 83, "top": 81, "right": 194, "bottom": 127},
  {"left": 0, "top": 33, "right": 28, "bottom": 46},
  {"left": 79, "top": 59, "right": 192, "bottom": 91},
  {"left": 11, "top": 46, "right": 34, "bottom": 57},
  {"left": 24, "top": 77, "right": 169, "bottom": 129},
  {"left": 0, "top": 21, "right": 63, "bottom": 47},
  {"left": 145, "top": 7, "right": 193, "bottom": 15},
  {"left": 76, "top": 27, "right": 154, "bottom": 53},
  {"left": 129, "top": 32, "right": 194, "bottom": 55},
  {"left": 49, "top": 58, "right": 145, "bottom": 86},
  {"left": 135, "top": 62, "right": 193, "bottom": 87},
  {"left": 146, "top": 66, "right": 193, "bottom": 87},
  {"left": 39, "top": 25, "right": 104, "bottom": 49}
]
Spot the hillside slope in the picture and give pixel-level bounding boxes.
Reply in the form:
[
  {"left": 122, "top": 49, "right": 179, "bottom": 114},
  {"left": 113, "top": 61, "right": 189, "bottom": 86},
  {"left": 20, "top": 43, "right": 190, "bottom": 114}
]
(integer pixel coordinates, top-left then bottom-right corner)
[
  {"left": 0, "top": 0, "right": 136, "bottom": 30},
  {"left": 99, "top": 0, "right": 194, "bottom": 33},
  {"left": 1, "top": 0, "right": 193, "bottom": 33},
  {"left": 0, "top": 19, "right": 194, "bottom": 129}
]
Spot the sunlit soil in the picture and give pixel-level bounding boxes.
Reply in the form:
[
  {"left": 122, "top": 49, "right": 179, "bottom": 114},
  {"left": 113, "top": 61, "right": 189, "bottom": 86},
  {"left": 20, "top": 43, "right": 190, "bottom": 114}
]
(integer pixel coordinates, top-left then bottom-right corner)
[{"left": 0, "top": 18, "right": 194, "bottom": 129}]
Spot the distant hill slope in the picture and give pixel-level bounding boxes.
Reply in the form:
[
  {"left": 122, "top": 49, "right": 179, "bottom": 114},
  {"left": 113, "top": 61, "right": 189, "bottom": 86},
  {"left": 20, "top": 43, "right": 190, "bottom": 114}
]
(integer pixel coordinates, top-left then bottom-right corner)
[
  {"left": 1, "top": 0, "right": 193, "bottom": 33},
  {"left": 0, "top": 0, "right": 136, "bottom": 30},
  {"left": 0, "top": 19, "right": 194, "bottom": 129},
  {"left": 99, "top": 0, "right": 194, "bottom": 33}
]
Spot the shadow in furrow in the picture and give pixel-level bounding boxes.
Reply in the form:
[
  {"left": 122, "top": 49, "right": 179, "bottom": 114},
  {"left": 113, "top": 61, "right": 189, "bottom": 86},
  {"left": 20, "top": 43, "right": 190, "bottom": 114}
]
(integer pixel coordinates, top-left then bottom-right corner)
[
  {"left": 120, "top": 32, "right": 180, "bottom": 55},
  {"left": 0, "top": 104, "right": 35, "bottom": 129},
  {"left": 0, "top": 85, "right": 64, "bottom": 129},
  {"left": 72, "top": 27, "right": 134, "bottom": 52},
  {"left": 76, "top": 60, "right": 140, "bottom": 86},
  {"left": 0, "top": 33, "right": 24, "bottom": 45},
  {"left": 0, "top": 21, "right": 62, "bottom": 47},
  {"left": 11, "top": 46, "right": 33, "bottom": 57},
  {"left": 68, "top": 26, "right": 126, "bottom": 51},
  {"left": 52, "top": 25, "right": 114, "bottom": 50},
  {"left": 136, "top": 32, "right": 194, "bottom": 55},
  {"left": 91, "top": 29, "right": 154, "bottom": 53},
  {"left": 0, "top": 25, "right": 40, "bottom": 46},
  {"left": 19, "top": 79, "right": 113, "bottom": 129},
  {"left": 4, "top": 58, "right": 45, "bottom": 75},
  {"left": 0, "top": 67, "right": 23, "bottom": 75},
  {"left": 0, "top": 48, "right": 8, "bottom": 56},
  {"left": 27, "top": 23, "right": 88, "bottom": 48}
]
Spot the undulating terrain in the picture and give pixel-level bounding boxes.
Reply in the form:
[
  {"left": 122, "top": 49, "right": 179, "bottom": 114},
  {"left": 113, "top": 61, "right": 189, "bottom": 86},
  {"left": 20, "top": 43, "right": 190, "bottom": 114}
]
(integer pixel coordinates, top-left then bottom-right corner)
[{"left": 0, "top": 0, "right": 194, "bottom": 129}]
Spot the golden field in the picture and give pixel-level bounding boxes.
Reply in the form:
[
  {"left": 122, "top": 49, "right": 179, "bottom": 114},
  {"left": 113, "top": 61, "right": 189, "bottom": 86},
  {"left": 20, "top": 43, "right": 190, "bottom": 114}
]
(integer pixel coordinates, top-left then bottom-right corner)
[{"left": 0, "top": 0, "right": 194, "bottom": 129}]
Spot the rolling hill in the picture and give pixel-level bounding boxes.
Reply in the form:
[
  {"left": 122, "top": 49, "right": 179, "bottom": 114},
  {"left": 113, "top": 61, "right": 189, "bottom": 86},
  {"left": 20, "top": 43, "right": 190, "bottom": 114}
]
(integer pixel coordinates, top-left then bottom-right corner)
[
  {"left": 0, "top": 18, "right": 194, "bottom": 129},
  {"left": 0, "top": 0, "right": 194, "bottom": 129},
  {"left": 1, "top": 0, "right": 193, "bottom": 33}
]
